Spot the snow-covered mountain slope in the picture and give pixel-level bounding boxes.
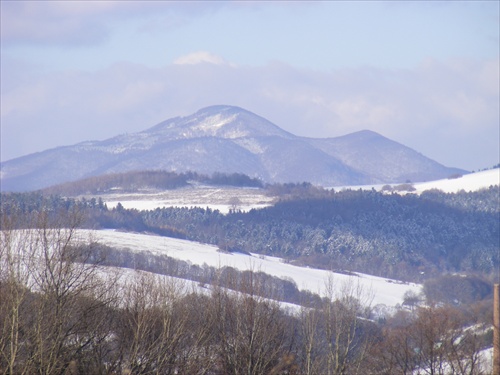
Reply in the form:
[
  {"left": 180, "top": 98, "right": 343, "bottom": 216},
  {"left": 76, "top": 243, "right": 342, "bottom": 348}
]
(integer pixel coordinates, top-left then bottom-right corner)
[
  {"left": 88, "top": 229, "right": 421, "bottom": 308},
  {"left": 146, "top": 105, "right": 296, "bottom": 140},
  {"left": 307, "top": 130, "right": 465, "bottom": 183},
  {"left": 1, "top": 105, "right": 466, "bottom": 191}
]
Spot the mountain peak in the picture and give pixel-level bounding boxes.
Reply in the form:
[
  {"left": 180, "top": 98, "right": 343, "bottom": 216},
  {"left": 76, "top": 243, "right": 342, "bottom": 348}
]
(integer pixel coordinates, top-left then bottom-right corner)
[
  {"left": 194, "top": 104, "right": 245, "bottom": 115},
  {"left": 340, "top": 129, "right": 386, "bottom": 140}
]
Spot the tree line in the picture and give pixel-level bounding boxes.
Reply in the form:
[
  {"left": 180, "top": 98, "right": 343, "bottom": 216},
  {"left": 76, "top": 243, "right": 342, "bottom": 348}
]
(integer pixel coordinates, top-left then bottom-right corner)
[{"left": 40, "top": 170, "right": 264, "bottom": 196}]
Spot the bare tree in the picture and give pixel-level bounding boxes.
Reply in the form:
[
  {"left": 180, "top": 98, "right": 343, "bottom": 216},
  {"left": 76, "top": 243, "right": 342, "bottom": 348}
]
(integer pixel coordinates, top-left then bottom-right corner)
[
  {"left": 0, "top": 212, "right": 38, "bottom": 374},
  {"left": 328, "top": 281, "right": 373, "bottom": 374},
  {"left": 299, "top": 306, "right": 323, "bottom": 375},
  {"left": 372, "top": 305, "right": 487, "bottom": 375},
  {"left": 368, "top": 310, "right": 417, "bottom": 375},
  {"left": 228, "top": 197, "right": 242, "bottom": 212},
  {"left": 297, "top": 275, "right": 374, "bottom": 375},
  {"left": 116, "top": 272, "right": 219, "bottom": 374},
  {"left": 207, "top": 267, "right": 297, "bottom": 375},
  {"left": 25, "top": 211, "right": 112, "bottom": 374},
  {"left": 411, "top": 305, "right": 486, "bottom": 375},
  {"left": 0, "top": 209, "right": 116, "bottom": 374}
]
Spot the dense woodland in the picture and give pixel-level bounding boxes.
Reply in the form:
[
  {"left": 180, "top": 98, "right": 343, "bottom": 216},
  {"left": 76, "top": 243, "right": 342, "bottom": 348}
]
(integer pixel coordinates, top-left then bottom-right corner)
[{"left": 40, "top": 170, "right": 263, "bottom": 196}]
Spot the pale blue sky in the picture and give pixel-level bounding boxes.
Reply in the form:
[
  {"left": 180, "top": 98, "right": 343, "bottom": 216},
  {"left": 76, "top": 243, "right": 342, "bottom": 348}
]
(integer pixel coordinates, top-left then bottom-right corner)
[
  {"left": 4, "top": 2, "right": 497, "bottom": 70},
  {"left": 1, "top": 1, "right": 499, "bottom": 171}
]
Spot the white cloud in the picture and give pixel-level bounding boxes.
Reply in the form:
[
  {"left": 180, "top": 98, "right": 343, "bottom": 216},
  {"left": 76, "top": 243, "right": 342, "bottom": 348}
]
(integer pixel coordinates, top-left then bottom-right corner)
[
  {"left": 173, "top": 51, "right": 229, "bottom": 66},
  {"left": 0, "top": 1, "right": 111, "bottom": 45},
  {"left": 0, "top": 1, "right": 224, "bottom": 46}
]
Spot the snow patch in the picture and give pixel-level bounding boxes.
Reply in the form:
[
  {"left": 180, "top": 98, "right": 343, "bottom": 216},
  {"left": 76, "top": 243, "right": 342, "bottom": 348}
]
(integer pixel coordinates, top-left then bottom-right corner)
[
  {"left": 192, "top": 113, "right": 238, "bottom": 133},
  {"left": 413, "top": 168, "right": 499, "bottom": 193},
  {"left": 333, "top": 168, "right": 499, "bottom": 194}
]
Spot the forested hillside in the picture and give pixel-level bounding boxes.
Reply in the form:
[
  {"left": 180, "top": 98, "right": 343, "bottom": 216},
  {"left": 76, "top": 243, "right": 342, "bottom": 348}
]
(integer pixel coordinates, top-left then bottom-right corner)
[
  {"left": 141, "top": 187, "right": 499, "bottom": 280},
  {"left": 2, "top": 184, "right": 498, "bottom": 281}
]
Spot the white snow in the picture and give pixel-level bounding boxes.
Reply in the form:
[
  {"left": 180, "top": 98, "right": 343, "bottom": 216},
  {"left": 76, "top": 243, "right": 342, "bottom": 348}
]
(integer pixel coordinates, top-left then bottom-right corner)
[
  {"left": 199, "top": 113, "right": 237, "bottom": 130},
  {"left": 84, "top": 169, "right": 499, "bottom": 213},
  {"left": 70, "top": 170, "right": 498, "bottom": 311},
  {"left": 234, "top": 138, "right": 267, "bottom": 154},
  {"left": 94, "top": 185, "right": 274, "bottom": 213},
  {"left": 412, "top": 168, "right": 499, "bottom": 194},
  {"left": 88, "top": 229, "right": 422, "bottom": 308},
  {"left": 333, "top": 168, "right": 499, "bottom": 194}
]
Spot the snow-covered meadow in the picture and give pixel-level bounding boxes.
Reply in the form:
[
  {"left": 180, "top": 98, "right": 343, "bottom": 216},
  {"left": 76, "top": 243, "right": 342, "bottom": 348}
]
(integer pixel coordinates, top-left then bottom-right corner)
[
  {"left": 335, "top": 168, "right": 499, "bottom": 194},
  {"left": 88, "top": 229, "right": 421, "bottom": 309},
  {"left": 411, "top": 168, "right": 499, "bottom": 194},
  {"left": 98, "top": 185, "right": 274, "bottom": 213}
]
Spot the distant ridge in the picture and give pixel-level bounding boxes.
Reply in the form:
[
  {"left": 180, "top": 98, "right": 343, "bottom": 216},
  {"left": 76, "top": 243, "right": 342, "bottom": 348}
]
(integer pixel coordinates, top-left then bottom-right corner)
[{"left": 0, "top": 105, "right": 466, "bottom": 192}]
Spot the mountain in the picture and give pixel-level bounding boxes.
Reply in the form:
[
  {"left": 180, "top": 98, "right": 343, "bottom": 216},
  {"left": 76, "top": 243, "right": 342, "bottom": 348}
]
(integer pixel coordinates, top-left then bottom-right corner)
[
  {"left": 306, "top": 130, "right": 462, "bottom": 184},
  {"left": 0, "top": 105, "right": 466, "bottom": 191}
]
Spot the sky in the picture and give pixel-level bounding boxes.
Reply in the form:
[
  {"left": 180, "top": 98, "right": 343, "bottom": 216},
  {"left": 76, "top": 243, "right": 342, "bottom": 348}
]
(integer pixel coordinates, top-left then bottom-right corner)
[{"left": 1, "top": 1, "right": 499, "bottom": 172}]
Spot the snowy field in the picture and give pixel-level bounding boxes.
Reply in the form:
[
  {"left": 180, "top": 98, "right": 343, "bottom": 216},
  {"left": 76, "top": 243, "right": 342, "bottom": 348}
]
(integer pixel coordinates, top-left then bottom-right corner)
[
  {"left": 95, "top": 185, "right": 274, "bottom": 213},
  {"left": 334, "top": 168, "right": 499, "bottom": 194},
  {"left": 88, "top": 229, "right": 421, "bottom": 308},
  {"left": 412, "top": 168, "right": 499, "bottom": 194}
]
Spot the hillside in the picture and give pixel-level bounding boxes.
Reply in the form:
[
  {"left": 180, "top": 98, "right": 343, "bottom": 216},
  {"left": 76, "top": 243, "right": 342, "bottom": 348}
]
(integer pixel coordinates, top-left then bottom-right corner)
[
  {"left": 0, "top": 105, "right": 466, "bottom": 191},
  {"left": 2, "top": 174, "right": 498, "bottom": 281},
  {"left": 87, "top": 229, "right": 421, "bottom": 308},
  {"left": 412, "top": 168, "right": 499, "bottom": 194},
  {"left": 307, "top": 130, "right": 463, "bottom": 183}
]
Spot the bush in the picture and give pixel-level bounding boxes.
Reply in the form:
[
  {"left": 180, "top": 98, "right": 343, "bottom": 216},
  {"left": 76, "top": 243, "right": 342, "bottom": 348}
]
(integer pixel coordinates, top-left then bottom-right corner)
[{"left": 423, "top": 274, "right": 493, "bottom": 305}]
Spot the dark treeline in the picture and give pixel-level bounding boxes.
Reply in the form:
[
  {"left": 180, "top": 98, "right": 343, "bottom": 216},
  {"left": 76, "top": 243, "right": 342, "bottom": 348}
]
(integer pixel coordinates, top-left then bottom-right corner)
[
  {"left": 40, "top": 170, "right": 264, "bottom": 196},
  {"left": 93, "top": 242, "right": 496, "bottom": 313},
  {"left": 1, "top": 184, "right": 499, "bottom": 281},
  {"left": 92, "top": 243, "right": 324, "bottom": 309}
]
